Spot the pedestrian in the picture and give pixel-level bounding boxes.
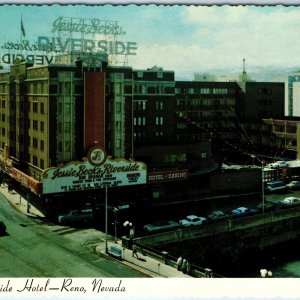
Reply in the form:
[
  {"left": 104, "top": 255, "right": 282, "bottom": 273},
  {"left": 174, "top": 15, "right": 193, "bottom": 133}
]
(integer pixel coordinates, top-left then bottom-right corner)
[
  {"left": 181, "top": 258, "right": 187, "bottom": 273},
  {"left": 186, "top": 261, "right": 191, "bottom": 275},
  {"left": 176, "top": 256, "right": 183, "bottom": 270},
  {"left": 132, "top": 244, "right": 138, "bottom": 258}
]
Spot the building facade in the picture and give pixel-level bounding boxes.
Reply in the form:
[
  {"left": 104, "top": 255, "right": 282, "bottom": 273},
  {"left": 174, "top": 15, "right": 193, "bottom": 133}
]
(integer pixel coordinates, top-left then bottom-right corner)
[{"left": 0, "top": 56, "right": 286, "bottom": 215}]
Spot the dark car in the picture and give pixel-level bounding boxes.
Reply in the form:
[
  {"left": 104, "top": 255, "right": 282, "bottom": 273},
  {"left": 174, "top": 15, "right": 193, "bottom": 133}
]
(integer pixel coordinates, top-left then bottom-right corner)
[
  {"left": 207, "top": 210, "right": 229, "bottom": 221},
  {"left": 143, "top": 220, "right": 180, "bottom": 233},
  {"left": 57, "top": 209, "right": 95, "bottom": 224},
  {"left": 257, "top": 202, "right": 276, "bottom": 212},
  {"left": 0, "top": 221, "right": 6, "bottom": 235}
]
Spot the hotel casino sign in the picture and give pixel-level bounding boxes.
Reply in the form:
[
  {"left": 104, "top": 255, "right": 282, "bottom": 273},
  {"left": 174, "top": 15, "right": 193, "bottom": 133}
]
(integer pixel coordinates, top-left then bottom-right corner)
[
  {"left": 0, "top": 16, "right": 138, "bottom": 66},
  {"left": 42, "top": 146, "right": 147, "bottom": 194}
]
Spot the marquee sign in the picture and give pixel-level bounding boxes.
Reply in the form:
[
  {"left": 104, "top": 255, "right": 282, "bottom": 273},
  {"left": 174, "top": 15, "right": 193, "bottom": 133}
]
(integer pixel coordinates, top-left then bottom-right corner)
[
  {"left": 0, "top": 16, "right": 137, "bottom": 66},
  {"left": 42, "top": 147, "right": 147, "bottom": 194}
]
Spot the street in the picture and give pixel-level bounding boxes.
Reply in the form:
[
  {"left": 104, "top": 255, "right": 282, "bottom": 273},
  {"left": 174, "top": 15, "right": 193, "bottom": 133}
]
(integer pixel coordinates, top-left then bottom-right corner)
[{"left": 0, "top": 192, "right": 147, "bottom": 277}]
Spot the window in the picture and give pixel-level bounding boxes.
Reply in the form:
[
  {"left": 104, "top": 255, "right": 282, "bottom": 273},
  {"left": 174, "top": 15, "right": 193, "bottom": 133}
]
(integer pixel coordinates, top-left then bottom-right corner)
[
  {"left": 64, "top": 122, "right": 71, "bottom": 132},
  {"left": 33, "top": 102, "right": 38, "bottom": 113},
  {"left": 157, "top": 72, "right": 163, "bottom": 79},
  {"left": 1, "top": 114, "right": 5, "bottom": 122},
  {"left": 200, "top": 88, "right": 210, "bottom": 94},
  {"left": 65, "top": 141, "right": 71, "bottom": 152},
  {"left": 40, "top": 102, "right": 44, "bottom": 114},
  {"left": 1, "top": 128, "right": 5, "bottom": 136},
  {"left": 33, "top": 138, "right": 38, "bottom": 148},
  {"left": 33, "top": 155, "right": 38, "bottom": 166},
  {"left": 40, "top": 159, "right": 44, "bottom": 169},
  {"left": 40, "top": 121, "right": 44, "bottom": 132},
  {"left": 65, "top": 103, "right": 71, "bottom": 114},
  {"left": 33, "top": 120, "right": 38, "bottom": 130},
  {"left": 2, "top": 100, "right": 5, "bottom": 108},
  {"left": 40, "top": 140, "right": 44, "bottom": 151},
  {"left": 137, "top": 71, "right": 143, "bottom": 78}
]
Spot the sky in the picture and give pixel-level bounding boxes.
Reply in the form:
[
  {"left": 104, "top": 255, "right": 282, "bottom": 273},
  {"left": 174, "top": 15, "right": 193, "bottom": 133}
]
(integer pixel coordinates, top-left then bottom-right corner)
[{"left": 1, "top": 4, "right": 300, "bottom": 80}]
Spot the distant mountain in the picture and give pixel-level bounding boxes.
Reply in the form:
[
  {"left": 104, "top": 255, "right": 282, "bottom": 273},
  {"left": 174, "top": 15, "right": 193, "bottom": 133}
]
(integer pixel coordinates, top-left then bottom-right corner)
[{"left": 177, "top": 65, "right": 300, "bottom": 83}]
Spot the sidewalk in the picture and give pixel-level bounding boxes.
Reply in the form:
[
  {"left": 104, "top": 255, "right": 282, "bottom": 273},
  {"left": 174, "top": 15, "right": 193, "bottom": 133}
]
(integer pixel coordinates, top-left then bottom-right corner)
[
  {"left": 96, "top": 241, "right": 192, "bottom": 278},
  {"left": 0, "top": 183, "right": 45, "bottom": 219},
  {"left": 1, "top": 184, "right": 191, "bottom": 277}
]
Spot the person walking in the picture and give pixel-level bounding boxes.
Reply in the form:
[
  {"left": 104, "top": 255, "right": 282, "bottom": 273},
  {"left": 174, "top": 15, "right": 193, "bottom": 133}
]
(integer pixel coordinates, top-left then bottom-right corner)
[
  {"left": 186, "top": 261, "right": 191, "bottom": 275},
  {"left": 176, "top": 256, "right": 183, "bottom": 270},
  {"left": 132, "top": 244, "right": 138, "bottom": 258},
  {"left": 181, "top": 258, "right": 187, "bottom": 273}
]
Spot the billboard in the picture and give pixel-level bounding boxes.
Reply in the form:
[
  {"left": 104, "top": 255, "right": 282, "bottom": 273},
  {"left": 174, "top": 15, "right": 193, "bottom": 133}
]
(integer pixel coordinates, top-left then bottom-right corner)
[{"left": 42, "top": 147, "right": 147, "bottom": 194}]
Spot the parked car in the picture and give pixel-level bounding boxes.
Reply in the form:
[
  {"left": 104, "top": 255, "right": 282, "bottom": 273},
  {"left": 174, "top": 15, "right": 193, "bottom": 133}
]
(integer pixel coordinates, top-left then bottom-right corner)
[
  {"left": 286, "top": 181, "right": 300, "bottom": 189},
  {"left": 265, "top": 180, "right": 286, "bottom": 193},
  {"left": 257, "top": 202, "right": 276, "bottom": 212},
  {"left": 231, "top": 207, "right": 258, "bottom": 217},
  {"left": 179, "top": 215, "right": 207, "bottom": 227},
  {"left": 279, "top": 197, "right": 300, "bottom": 206},
  {"left": 267, "top": 161, "right": 289, "bottom": 169},
  {"left": 207, "top": 210, "right": 229, "bottom": 221},
  {"left": 143, "top": 220, "right": 180, "bottom": 233},
  {"left": 57, "top": 208, "right": 95, "bottom": 224},
  {"left": 0, "top": 221, "right": 6, "bottom": 235}
]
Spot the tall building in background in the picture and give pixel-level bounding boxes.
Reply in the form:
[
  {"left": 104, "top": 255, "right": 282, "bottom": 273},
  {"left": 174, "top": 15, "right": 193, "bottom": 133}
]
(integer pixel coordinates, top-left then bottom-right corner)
[{"left": 287, "top": 71, "right": 300, "bottom": 117}]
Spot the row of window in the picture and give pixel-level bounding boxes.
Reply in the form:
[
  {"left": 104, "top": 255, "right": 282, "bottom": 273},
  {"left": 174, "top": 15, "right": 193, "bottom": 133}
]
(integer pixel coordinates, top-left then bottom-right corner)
[
  {"left": 176, "top": 87, "right": 234, "bottom": 95},
  {"left": 31, "top": 101, "right": 45, "bottom": 114},
  {"left": 31, "top": 155, "right": 45, "bottom": 169},
  {"left": 136, "top": 71, "right": 164, "bottom": 79},
  {"left": 28, "top": 82, "right": 48, "bottom": 95},
  {"left": 133, "top": 132, "right": 164, "bottom": 140},
  {"left": 32, "top": 137, "right": 45, "bottom": 151},
  {"left": 133, "top": 100, "right": 164, "bottom": 111},
  {"left": 176, "top": 98, "right": 236, "bottom": 106},
  {"left": 31, "top": 120, "right": 44, "bottom": 132}
]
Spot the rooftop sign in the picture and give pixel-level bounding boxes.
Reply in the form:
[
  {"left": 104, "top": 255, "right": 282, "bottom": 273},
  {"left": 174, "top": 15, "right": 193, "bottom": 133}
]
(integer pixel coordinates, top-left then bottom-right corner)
[
  {"left": 0, "top": 16, "right": 137, "bottom": 66},
  {"left": 51, "top": 16, "right": 125, "bottom": 35},
  {"left": 42, "top": 147, "right": 147, "bottom": 194}
]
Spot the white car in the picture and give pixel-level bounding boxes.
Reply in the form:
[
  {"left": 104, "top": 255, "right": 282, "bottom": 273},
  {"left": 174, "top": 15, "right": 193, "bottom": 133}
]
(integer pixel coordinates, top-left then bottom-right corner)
[
  {"left": 179, "top": 215, "right": 207, "bottom": 227},
  {"left": 286, "top": 181, "right": 300, "bottom": 189},
  {"left": 279, "top": 197, "right": 300, "bottom": 206},
  {"left": 267, "top": 161, "right": 289, "bottom": 168}
]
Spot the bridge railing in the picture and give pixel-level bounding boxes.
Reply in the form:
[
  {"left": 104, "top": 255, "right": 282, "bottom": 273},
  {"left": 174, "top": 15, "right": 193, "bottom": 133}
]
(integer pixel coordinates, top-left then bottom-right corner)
[{"left": 135, "top": 206, "right": 300, "bottom": 246}]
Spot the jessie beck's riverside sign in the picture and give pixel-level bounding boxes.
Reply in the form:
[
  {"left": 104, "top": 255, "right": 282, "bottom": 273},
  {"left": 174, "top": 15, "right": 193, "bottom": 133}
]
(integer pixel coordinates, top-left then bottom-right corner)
[
  {"left": 1, "top": 16, "right": 137, "bottom": 66},
  {"left": 42, "top": 147, "right": 147, "bottom": 194}
]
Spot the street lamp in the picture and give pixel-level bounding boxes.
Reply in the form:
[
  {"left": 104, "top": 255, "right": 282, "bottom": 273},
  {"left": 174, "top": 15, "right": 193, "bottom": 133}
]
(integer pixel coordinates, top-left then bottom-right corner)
[
  {"left": 113, "top": 207, "right": 118, "bottom": 244},
  {"left": 123, "top": 220, "right": 133, "bottom": 238},
  {"left": 252, "top": 155, "right": 265, "bottom": 214},
  {"left": 261, "top": 159, "right": 265, "bottom": 214},
  {"left": 105, "top": 186, "right": 108, "bottom": 253}
]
